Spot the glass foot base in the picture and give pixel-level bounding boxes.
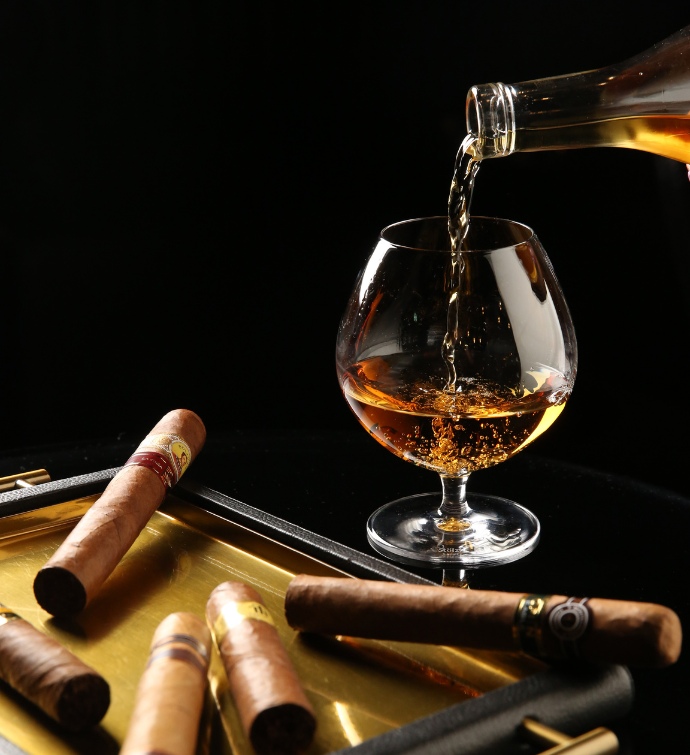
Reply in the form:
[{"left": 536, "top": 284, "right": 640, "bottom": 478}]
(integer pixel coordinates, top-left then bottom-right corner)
[{"left": 366, "top": 491, "right": 540, "bottom": 569}]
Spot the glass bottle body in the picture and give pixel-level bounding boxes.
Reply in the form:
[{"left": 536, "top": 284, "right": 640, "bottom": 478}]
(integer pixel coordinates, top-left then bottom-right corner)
[{"left": 466, "top": 25, "right": 690, "bottom": 163}]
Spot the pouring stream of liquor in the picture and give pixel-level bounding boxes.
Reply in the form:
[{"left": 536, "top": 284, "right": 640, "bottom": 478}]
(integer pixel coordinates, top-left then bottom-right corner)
[{"left": 444, "top": 134, "right": 481, "bottom": 393}]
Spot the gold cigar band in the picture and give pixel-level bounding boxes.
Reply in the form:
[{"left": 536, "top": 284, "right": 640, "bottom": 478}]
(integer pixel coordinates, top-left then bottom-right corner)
[
  {"left": 213, "top": 600, "right": 276, "bottom": 641},
  {"left": 0, "top": 607, "right": 21, "bottom": 627},
  {"left": 513, "top": 594, "right": 548, "bottom": 656}
]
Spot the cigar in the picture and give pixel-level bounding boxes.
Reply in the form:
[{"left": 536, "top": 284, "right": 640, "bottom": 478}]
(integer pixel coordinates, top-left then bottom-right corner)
[
  {"left": 206, "top": 581, "right": 316, "bottom": 755},
  {"left": 120, "top": 612, "right": 212, "bottom": 755},
  {"left": 33, "top": 409, "right": 206, "bottom": 617},
  {"left": 0, "top": 603, "right": 110, "bottom": 731},
  {"left": 284, "top": 575, "right": 683, "bottom": 670}
]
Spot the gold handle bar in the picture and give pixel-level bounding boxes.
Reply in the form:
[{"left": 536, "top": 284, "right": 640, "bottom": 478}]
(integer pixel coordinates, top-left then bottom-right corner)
[
  {"left": 520, "top": 717, "right": 619, "bottom": 754},
  {"left": 0, "top": 470, "right": 51, "bottom": 493}
]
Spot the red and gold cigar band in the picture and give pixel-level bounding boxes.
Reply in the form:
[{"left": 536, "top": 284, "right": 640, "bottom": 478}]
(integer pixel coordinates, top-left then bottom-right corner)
[
  {"left": 513, "top": 594, "right": 592, "bottom": 660},
  {"left": 146, "top": 633, "right": 209, "bottom": 675},
  {"left": 212, "top": 600, "right": 276, "bottom": 641},
  {"left": 124, "top": 433, "right": 193, "bottom": 489},
  {"left": 0, "top": 606, "right": 21, "bottom": 627}
]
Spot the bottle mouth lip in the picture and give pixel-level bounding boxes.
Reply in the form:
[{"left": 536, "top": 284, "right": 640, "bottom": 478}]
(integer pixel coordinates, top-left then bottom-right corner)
[{"left": 466, "top": 82, "right": 516, "bottom": 157}]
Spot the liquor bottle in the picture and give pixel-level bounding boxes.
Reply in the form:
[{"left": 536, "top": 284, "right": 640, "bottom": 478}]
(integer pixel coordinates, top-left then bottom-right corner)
[{"left": 465, "top": 24, "right": 690, "bottom": 164}]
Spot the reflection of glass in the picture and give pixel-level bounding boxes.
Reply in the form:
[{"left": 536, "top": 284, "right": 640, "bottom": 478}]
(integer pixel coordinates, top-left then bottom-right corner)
[{"left": 336, "top": 216, "right": 577, "bottom": 572}]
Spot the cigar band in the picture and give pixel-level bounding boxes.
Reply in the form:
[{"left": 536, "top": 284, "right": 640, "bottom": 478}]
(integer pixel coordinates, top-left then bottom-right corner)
[
  {"left": 147, "top": 646, "right": 208, "bottom": 674},
  {"left": 124, "top": 433, "right": 192, "bottom": 489},
  {"left": 150, "top": 633, "right": 210, "bottom": 663},
  {"left": 0, "top": 607, "right": 21, "bottom": 627},
  {"left": 513, "top": 594, "right": 548, "bottom": 656},
  {"left": 147, "top": 632, "right": 210, "bottom": 674},
  {"left": 546, "top": 597, "right": 591, "bottom": 659},
  {"left": 213, "top": 600, "right": 275, "bottom": 640}
]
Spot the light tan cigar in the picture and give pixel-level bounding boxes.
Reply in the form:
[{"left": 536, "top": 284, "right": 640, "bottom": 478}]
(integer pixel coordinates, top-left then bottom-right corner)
[
  {"left": 33, "top": 408, "right": 206, "bottom": 617},
  {"left": 120, "top": 612, "right": 211, "bottom": 755},
  {"left": 284, "top": 575, "right": 682, "bottom": 669},
  {"left": 0, "top": 603, "right": 110, "bottom": 731},
  {"left": 207, "top": 581, "right": 316, "bottom": 755}
]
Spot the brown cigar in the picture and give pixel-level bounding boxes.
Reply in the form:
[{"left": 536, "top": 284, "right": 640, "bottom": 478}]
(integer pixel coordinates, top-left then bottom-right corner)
[
  {"left": 119, "top": 612, "right": 211, "bottom": 755},
  {"left": 0, "top": 603, "right": 110, "bottom": 731},
  {"left": 206, "top": 581, "right": 316, "bottom": 755},
  {"left": 284, "top": 575, "right": 683, "bottom": 670},
  {"left": 33, "top": 409, "right": 206, "bottom": 617}
]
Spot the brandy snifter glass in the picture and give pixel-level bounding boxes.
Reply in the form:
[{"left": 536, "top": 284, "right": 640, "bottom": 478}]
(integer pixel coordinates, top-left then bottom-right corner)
[{"left": 335, "top": 216, "right": 577, "bottom": 570}]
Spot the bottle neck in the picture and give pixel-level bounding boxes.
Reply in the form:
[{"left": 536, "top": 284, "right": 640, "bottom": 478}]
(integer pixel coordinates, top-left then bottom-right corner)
[
  {"left": 466, "top": 72, "right": 610, "bottom": 159},
  {"left": 466, "top": 82, "right": 517, "bottom": 159}
]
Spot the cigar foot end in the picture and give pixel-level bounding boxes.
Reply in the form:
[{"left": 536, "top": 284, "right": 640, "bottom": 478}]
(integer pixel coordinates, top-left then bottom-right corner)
[
  {"left": 56, "top": 672, "right": 111, "bottom": 731},
  {"left": 34, "top": 567, "right": 87, "bottom": 618},
  {"left": 251, "top": 703, "right": 317, "bottom": 755}
]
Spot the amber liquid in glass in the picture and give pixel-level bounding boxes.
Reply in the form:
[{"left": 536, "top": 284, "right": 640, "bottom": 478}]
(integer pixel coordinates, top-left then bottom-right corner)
[{"left": 341, "top": 355, "right": 568, "bottom": 476}]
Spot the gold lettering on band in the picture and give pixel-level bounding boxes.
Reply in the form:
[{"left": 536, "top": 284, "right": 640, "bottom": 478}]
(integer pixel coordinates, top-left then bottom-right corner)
[{"left": 213, "top": 600, "right": 275, "bottom": 641}]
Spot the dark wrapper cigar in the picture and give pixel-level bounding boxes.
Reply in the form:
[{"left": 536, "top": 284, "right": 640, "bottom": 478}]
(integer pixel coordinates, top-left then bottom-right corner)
[
  {"left": 0, "top": 604, "right": 110, "bottom": 731},
  {"left": 206, "top": 581, "right": 316, "bottom": 755},
  {"left": 120, "top": 612, "right": 212, "bottom": 755},
  {"left": 33, "top": 409, "right": 206, "bottom": 617},
  {"left": 285, "top": 575, "right": 683, "bottom": 669}
]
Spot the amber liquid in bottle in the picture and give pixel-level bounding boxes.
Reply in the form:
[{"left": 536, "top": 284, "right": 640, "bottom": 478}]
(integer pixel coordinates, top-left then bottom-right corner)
[{"left": 516, "top": 114, "right": 690, "bottom": 163}]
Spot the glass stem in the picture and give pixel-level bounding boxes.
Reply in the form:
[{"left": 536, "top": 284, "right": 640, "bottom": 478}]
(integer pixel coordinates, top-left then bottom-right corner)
[
  {"left": 439, "top": 474, "right": 470, "bottom": 518},
  {"left": 442, "top": 568, "right": 470, "bottom": 589}
]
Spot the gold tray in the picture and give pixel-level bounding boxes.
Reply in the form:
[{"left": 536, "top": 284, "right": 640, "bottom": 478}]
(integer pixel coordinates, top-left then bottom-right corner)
[{"left": 0, "top": 470, "right": 546, "bottom": 754}]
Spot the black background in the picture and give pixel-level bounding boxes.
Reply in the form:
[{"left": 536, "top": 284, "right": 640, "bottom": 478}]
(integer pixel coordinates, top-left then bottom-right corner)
[{"left": 1, "top": 2, "right": 689, "bottom": 497}]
